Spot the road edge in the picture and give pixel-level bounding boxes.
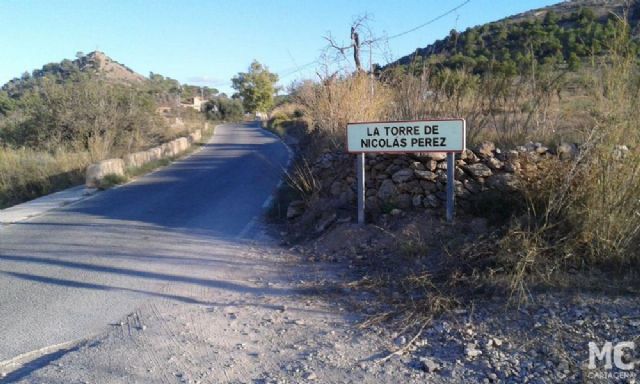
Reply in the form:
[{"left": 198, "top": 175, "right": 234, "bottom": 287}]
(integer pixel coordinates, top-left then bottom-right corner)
[{"left": 235, "top": 121, "right": 294, "bottom": 241}]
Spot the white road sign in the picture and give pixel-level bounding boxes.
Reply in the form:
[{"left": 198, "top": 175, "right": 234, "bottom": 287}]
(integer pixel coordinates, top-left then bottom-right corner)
[{"left": 347, "top": 119, "right": 466, "bottom": 153}]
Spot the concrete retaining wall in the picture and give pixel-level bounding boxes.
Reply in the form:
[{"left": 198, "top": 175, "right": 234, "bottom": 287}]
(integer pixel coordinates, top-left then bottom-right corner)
[
  {"left": 85, "top": 128, "right": 205, "bottom": 188},
  {"left": 85, "top": 159, "right": 125, "bottom": 188}
]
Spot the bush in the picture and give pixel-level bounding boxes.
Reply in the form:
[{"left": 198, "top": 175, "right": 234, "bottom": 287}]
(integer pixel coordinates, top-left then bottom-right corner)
[
  {"left": 204, "top": 97, "right": 244, "bottom": 121},
  {"left": 264, "top": 103, "right": 310, "bottom": 140},
  {"left": 267, "top": 111, "right": 290, "bottom": 137},
  {"left": 0, "top": 76, "right": 165, "bottom": 160},
  {"left": 0, "top": 68, "right": 208, "bottom": 207},
  {"left": 96, "top": 173, "right": 128, "bottom": 190}
]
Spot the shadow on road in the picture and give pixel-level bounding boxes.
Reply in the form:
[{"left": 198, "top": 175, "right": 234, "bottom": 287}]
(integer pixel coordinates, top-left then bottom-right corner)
[
  {"left": 0, "top": 254, "right": 290, "bottom": 297},
  {"left": 1, "top": 342, "right": 86, "bottom": 383},
  {"left": 0, "top": 270, "right": 325, "bottom": 315}
]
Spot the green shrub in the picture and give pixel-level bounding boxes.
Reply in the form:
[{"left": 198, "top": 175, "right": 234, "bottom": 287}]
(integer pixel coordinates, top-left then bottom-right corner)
[{"left": 204, "top": 97, "right": 244, "bottom": 121}]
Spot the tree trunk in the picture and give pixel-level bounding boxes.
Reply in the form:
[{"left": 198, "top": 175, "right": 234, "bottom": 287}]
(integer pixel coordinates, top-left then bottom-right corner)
[{"left": 351, "top": 26, "right": 362, "bottom": 72}]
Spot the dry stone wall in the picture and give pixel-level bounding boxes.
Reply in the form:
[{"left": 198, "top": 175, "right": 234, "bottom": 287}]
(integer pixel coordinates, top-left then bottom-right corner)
[
  {"left": 287, "top": 141, "right": 579, "bottom": 221},
  {"left": 85, "top": 128, "right": 205, "bottom": 188}
]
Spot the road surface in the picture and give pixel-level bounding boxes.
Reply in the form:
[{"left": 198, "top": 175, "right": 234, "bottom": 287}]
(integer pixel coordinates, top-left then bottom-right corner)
[
  {"left": 0, "top": 122, "right": 290, "bottom": 363},
  {"left": 0, "top": 122, "right": 492, "bottom": 384}
]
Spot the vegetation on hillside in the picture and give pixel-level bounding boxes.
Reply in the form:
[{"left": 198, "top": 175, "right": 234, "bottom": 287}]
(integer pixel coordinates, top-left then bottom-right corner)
[
  {"left": 388, "top": 5, "right": 639, "bottom": 76},
  {"left": 2, "top": 51, "right": 144, "bottom": 99},
  {"left": 181, "top": 84, "right": 219, "bottom": 100},
  {"left": 0, "top": 52, "right": 214, "bottom": 208},
  {"left": 1, "top": 77, "right": 163, "bottom": 156}
]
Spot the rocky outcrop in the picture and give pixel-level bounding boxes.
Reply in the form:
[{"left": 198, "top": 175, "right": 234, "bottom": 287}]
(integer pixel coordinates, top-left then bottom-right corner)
[{"left": 86, "top": 129, "right": 204, "bottom": 187}]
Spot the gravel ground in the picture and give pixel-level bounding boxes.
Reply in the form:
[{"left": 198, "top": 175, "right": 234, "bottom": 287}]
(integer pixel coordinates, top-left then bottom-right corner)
[
  {"left": 287, "top": 217, "right": 640, "bottom": 384},
  {"left": 1, "top": 239, "right": 428, "bottom": 384},
  {"left": 3, "top": 229, "right": 639, "bottom": 383}
]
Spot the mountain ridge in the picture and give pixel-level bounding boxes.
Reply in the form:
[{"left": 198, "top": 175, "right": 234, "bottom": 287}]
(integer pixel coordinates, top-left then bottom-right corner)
[{"left": 385, "top": 0, "right": 639, "bottom": 72}]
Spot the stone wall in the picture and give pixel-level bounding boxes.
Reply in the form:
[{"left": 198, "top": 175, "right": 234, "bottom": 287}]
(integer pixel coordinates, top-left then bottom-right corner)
[
  {"left": 85, "top": 128, "right": 204, "bottom": 188},
  {"left": 287, "top": 141, "right": 579, "bottom": 221},
  {"left": 85, "top": 159, "right": 126, "bottom": 188}
]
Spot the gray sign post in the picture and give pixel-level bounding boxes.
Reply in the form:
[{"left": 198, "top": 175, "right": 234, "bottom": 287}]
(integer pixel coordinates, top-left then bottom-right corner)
[
  {"left": 357, "top": 153, "right": 366, "bottom": 225},
  {"left": 446, "top": 152, "right": 455, "bottom": 222},
  {"left": 347, "top": 119, "right": 465, "bottom": 225}
]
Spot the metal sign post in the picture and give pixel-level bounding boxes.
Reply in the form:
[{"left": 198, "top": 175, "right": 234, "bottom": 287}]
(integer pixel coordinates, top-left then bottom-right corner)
[
  {"left": 446, "top": 152, "right": 455, "bottom": 222},
  {"left": 357, "top": 153, "right": 365, "bottom": 225},
  {"left": 347, "top": 119, "right": 465, "bottom": 224}
]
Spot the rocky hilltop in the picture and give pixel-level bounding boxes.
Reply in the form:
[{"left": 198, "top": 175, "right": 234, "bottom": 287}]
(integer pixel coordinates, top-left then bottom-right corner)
[
  {"left": 73, "top": 51, "right": 146, "bottom": 84},
  {"left": 2, "top": 51, "right": 146, "bottom": 97}
]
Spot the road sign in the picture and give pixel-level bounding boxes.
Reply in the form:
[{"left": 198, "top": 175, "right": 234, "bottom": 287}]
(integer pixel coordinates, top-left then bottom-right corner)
[
  {"left": 347, "top": 119, "right": 465, "bottom": 153},
  {"left": 347, "top": 119, "right": 466, "bottom": 224}
]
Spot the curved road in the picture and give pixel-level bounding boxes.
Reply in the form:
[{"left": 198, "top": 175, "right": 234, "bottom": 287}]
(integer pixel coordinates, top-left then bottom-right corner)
[{"left": 0, "top": 122, "right": 289, "bottom": 363}]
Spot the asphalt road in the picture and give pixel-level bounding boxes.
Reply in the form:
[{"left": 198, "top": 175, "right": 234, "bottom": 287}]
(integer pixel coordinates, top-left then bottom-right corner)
[{"left": 0, "top": 122, "right": 290, "bottom": 363}]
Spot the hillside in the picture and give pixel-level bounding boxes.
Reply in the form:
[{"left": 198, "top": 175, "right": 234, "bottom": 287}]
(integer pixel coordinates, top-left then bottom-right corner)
[
  {"left": 0, "top": 51, "right": 217, "bottom": 209},
  {"left": 385, "top": 0, "right": 640, "bottom": 74},
  {"left": 2, "top": 51, "right": 146, "bottom": 98},
  {"left": 507, "top": 0, "right": 634, "bottom": 25}
]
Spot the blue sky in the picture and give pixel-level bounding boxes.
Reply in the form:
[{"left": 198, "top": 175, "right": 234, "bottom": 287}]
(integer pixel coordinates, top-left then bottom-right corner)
[{"left": 0, "top": 0, "right": 559, "bottom": 94}]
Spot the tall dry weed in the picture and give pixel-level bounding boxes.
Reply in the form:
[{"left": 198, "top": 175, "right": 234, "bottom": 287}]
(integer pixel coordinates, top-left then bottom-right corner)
[
  {"left": 500, "top": 18, "right": 640, "bottom": 300},
  {"left": 285, "top": 158, "right": 320, "bottom": 204},
  {"left": 295, "top": 73, "right": 392, "bottom": 150},
  {"left": 0, "top": 147, "right": 90, "bottom": 208},
  {"left": 384, "top": 64, "right": 564, "bottom": 147}
]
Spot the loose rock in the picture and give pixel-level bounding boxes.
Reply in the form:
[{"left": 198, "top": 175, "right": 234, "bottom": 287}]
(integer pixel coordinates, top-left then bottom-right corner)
[{"left": 464, "top": 163, "right": 493, "bottom": 179}]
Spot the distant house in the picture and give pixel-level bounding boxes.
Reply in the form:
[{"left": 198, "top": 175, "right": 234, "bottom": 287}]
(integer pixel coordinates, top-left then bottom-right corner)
[{"left": 181, "top": 96, "right": 207, "bottom": 112}]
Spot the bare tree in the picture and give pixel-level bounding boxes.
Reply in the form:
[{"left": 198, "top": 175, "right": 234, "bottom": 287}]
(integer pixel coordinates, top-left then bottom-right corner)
[{"left": 324, "top": 15, "right": 375, "bottom": 73}]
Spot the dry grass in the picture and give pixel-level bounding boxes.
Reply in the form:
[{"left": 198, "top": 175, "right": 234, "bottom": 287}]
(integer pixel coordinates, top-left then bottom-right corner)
[
  {"left": 0, "top": 147, "right": 91, "bottom": 208},
  {"left": 284, "top": 158, "right": 320, "bottom": 205},
  {"left": 295, "top": 73, "right": 392, "bottom": 150},
  {"left": 0, "top": 117, "right": 205, "bottom": 208},
  {"left": 496, "top": 22, "right": 640, "bottom": 301},
  {"left": 383, "top": 65, "right": 566, "bottom": 148},
  {"left": 292, "top": 63, "right": 567, "bottom": 152}
]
